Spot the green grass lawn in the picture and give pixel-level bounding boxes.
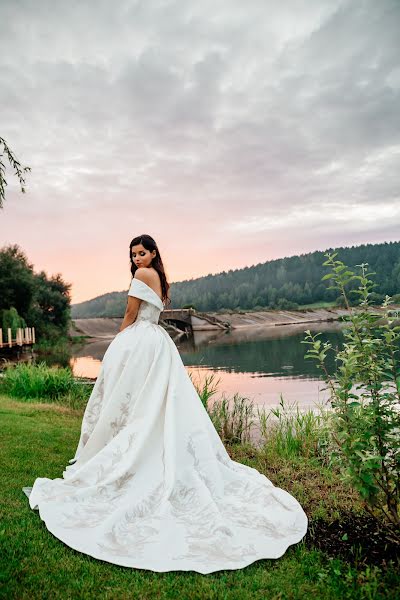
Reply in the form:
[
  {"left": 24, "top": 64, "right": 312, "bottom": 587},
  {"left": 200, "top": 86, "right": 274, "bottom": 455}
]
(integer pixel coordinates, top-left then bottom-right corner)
[{"left": 1, "top": 394, "right": 398, "bottom": 600}]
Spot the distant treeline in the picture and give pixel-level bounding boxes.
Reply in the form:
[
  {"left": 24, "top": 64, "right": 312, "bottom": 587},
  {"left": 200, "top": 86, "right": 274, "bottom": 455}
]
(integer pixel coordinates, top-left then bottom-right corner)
[
  {"left": 72, "top": 241, "right": 400, "bottom": 318},
  {"left": 0, "top": 244, "right": 71, "bottom": 341}
]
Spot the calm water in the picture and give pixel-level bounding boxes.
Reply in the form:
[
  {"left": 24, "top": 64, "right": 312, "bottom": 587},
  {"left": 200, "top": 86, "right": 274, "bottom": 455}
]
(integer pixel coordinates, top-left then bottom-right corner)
[{"left": 69, "top": 321, "right": 346, "bottom": 410}]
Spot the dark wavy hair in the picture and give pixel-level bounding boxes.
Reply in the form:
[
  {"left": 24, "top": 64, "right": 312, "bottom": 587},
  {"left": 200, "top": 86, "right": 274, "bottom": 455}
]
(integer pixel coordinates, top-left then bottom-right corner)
[{"left": 129, "top": 234, "right": 171, "bottom": 306}]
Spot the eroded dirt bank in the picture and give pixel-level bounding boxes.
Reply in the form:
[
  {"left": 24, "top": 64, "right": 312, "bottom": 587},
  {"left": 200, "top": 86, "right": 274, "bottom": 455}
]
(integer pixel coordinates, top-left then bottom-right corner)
[
  {"left": 70, "top": 305, "right": 399, "bottom": 339},
  {"left": 208, "top": 306, "right": 351, "bottom": 328}
]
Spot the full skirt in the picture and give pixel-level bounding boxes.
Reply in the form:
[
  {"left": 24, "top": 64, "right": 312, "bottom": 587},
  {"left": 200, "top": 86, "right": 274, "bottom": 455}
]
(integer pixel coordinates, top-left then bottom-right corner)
[{"left": 24, "top": 320, "right": 308, "bottom": 574}]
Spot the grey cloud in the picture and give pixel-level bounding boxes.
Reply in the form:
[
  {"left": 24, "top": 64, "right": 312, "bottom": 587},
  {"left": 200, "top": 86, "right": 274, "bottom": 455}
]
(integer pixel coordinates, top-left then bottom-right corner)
[{"left": 0, "top": 0, "right": 399, "bottom": 237}]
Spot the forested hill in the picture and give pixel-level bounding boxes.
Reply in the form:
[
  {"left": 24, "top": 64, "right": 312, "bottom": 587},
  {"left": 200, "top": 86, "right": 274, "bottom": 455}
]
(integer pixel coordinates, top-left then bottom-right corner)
[{"left": 71, "top": 241, "right": 400, "bottom": 318}]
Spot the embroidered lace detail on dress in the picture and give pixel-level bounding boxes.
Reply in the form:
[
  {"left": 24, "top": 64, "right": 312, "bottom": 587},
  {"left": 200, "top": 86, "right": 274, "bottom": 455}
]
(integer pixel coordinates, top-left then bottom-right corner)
[
  {"left": 79, "top": 370, "right": 105, "bottom": 447},
  {"left": 135, "top": 301, "right": 161, "bottom": 324}
]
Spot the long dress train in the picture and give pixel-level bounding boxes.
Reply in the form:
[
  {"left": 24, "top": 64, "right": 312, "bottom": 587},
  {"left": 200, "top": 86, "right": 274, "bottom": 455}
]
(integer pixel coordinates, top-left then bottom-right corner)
[{"left": 23, "top": 278, "right": 308, "bottom": 574}]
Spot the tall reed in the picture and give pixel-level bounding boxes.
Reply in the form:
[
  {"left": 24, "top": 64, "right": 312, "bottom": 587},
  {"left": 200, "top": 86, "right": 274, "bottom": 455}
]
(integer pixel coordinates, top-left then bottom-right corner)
[
  {"left": 206, "top": 392, "right": 255, "bottom": 445},
  {"left": 0, "top": 361, "right": 90, "bottom": 408},
  {"left": 256, "top": 394, "right": 334, "bottom": 462},
  {"left": 189, "top": 371, "right": 221, "bottom": 410}
]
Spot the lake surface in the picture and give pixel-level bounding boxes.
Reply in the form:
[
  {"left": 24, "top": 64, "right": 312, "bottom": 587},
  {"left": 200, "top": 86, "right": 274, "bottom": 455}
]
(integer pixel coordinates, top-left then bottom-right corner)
[{"left": 69, "top": 321, "right": 346, "bottom": 410}]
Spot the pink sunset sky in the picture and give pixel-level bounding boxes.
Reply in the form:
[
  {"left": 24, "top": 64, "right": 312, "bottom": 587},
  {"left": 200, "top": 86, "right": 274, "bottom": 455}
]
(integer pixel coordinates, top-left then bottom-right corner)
[{"left": 1, "top": 0, "right": 399, "bottom": 304}]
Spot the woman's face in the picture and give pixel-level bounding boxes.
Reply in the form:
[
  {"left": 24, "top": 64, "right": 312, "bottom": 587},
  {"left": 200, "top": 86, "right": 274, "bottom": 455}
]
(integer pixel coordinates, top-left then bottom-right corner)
[{"left": 131, "top": 244, "right": 156, "bottom": 268}]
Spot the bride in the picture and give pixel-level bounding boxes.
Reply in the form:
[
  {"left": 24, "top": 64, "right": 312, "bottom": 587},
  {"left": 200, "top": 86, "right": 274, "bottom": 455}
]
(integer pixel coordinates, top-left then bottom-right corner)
[{"left": 24, "top": 234, "right": 308, "bottom": 574}]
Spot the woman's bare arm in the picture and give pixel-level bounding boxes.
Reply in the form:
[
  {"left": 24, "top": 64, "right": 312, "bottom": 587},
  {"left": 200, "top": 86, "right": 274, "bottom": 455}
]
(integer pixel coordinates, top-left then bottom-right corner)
[{"left": 119, "top": 296, "right": 142, "bottom": 332}]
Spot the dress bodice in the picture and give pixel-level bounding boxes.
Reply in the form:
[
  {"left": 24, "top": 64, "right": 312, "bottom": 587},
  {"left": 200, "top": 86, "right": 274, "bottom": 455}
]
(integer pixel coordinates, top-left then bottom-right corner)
[{"left": 128, "top": 278, "right": 164, "bottom": 325}]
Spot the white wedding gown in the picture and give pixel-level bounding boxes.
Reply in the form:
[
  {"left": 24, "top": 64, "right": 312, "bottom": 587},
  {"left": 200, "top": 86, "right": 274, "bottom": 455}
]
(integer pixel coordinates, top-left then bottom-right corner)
[{"left": 23, "top": 278, "right": 308, "bottom": 574}]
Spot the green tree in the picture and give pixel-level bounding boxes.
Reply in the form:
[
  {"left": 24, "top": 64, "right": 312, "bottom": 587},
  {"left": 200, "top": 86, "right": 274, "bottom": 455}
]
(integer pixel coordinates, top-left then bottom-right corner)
[
  {"left": 0, "top": 244, "right": 35, "bottom": 315},
  {"left": 26, "top": 271, "right": 72, "bottom": 339},
  {"left": 0, "top": 244, "right": 71, "bottom": 341}
]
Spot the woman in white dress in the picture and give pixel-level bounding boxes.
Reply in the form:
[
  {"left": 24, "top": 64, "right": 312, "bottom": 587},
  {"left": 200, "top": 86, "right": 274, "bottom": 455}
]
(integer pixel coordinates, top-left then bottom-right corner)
[{"left": 24, "top": 234, "right": 308, "bottom": 574}]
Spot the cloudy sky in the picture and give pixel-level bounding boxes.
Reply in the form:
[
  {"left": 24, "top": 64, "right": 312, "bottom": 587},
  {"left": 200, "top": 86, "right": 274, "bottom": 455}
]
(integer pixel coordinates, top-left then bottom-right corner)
[{"left": 1, "top": 0, "right": 399, "bottom": 303}]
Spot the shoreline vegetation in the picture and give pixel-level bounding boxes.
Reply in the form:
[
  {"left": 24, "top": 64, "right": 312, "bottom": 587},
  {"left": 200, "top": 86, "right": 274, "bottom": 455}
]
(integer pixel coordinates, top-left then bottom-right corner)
[{"left": 1, "top": 253, "right": 399, "bottom": 598}]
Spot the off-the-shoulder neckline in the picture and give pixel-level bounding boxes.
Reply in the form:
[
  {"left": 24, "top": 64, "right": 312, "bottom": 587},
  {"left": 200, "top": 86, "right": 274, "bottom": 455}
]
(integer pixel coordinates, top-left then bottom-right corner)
[{"left": 130, "top": 278, "right": 164, "bottom": 308}]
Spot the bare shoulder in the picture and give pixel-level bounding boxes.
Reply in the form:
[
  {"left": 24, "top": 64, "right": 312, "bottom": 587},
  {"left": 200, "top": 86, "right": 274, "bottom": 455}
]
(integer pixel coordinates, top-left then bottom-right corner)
[
  {"left": 134, "top": 267, "right": 161, "bottom": 290},
  {"left": 134, "top": 267, "right": 154, "bottom": 284}
]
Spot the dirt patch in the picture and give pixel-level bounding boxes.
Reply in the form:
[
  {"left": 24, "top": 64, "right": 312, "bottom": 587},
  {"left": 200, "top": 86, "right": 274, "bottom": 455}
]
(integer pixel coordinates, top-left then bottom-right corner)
[
  {"left": 306, "top": 511, "right": 399, "bottom": 569},
  {"left": 210, "top": 305, "right": 400, "bottom": 329},
  {"left": 69, "top": 317, "right": 122, "bottom": 339}
]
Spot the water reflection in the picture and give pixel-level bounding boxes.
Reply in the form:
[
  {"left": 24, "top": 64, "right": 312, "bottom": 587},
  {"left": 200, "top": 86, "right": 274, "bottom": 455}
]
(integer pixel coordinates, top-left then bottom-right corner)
[
  {"left": 178, "top": 322, "right": 343, "bottom": 378},
  {"left": 69, "top": 321, "right": 345, "bottom": 408}
]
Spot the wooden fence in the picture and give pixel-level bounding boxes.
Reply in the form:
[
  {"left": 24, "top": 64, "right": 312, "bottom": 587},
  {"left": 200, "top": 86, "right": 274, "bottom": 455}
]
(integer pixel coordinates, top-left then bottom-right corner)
[{"left": 0, "top": 327, "right": 36, "bottom": 349}]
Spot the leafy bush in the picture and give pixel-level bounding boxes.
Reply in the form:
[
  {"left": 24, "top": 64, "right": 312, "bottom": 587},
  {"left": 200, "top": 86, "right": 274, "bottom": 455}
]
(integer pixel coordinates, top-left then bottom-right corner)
[
  {"left": 275, "top": 298, "right": 300, "bottom": 310},
  {"left": 302, "top": 252, "right": 400, "bottom": 541}
]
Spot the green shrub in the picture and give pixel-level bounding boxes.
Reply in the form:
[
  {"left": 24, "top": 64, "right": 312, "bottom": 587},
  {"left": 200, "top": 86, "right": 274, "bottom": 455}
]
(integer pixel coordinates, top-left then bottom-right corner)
[{"left": 302, "top": 252, "right": 400, "bottom": 541}]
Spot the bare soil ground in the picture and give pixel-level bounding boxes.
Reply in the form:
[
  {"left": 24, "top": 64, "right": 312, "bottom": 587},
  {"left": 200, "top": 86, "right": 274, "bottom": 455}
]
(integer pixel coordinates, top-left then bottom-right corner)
[{"left": 70, "top": 305, "right": 399, "bottom": 339}]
